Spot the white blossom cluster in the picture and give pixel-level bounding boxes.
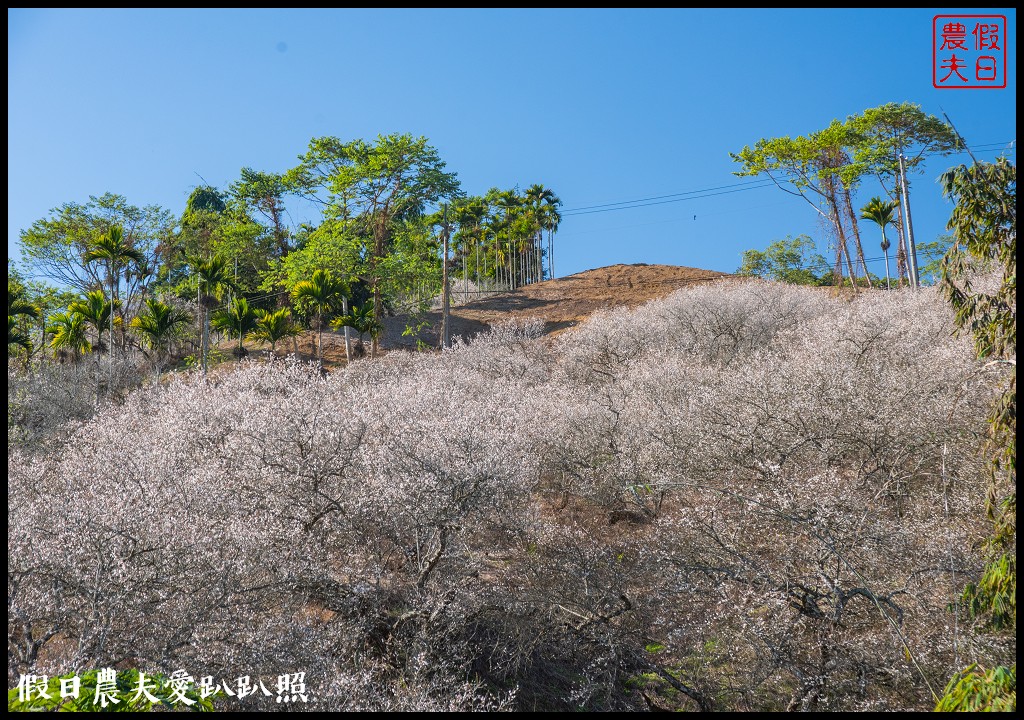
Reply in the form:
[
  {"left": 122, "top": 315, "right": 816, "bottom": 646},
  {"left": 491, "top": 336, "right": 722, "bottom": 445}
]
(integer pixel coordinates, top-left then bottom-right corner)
[{"left": 8, "top": 279, "right": 1009, "bottom": 711}]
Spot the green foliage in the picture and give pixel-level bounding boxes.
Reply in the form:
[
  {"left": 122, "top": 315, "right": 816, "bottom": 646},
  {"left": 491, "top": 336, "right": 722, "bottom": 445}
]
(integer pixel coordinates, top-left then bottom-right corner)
[
  {"left": 934, "top": 664, "right": 1016, "bottom": 712},
  {"left": 248, "top": 307, "right": 302, "bottom": 352},
  {"left": 165, "top": 184, "right": 270, "bottom": 297},
  {"left": 18, "top": 193, "right": 173, "bottom": 295},
  {"left": 292, "top": 269, "right": 348, "bottom": 318},
  {"left": 736, "top": 234, "right": 827, "bottom": 285},
  {"left": 131, "top": 298, "right": 192, "bottom": 353},
  {"left": 192, "top": 254, "right": 238, "bottom": 306},
  {"left": 289, "top": 133, "right": 462, "bottom": 343},
  {"left": 8, "top": 280, "right": 41, "bottom": 358},
  {"left": 860, "top": 196, "right": 899, "bottom": 251},
  {"left": 46, "top": 310, "right": 92, "bottom": 360},
  {"left": 332, "top": 301, "right": 382, "bottom": 343},
  {"left": 8, "top": 316, "right": 33, "bottom": 354},
  {"left": 84, "top": 225, "right": 145, "bottom": 285},
  {"left": 8, "top": 669, "right": 215, "bottom": 712},
  {"left": 731, "top": 124, "right": 861, "bottom": 198},
  {"left": 938, "top": 157, "right": 1015, "bottom": 710},
  {"left": 941, "top": 159, "right": 1016, "bottom": 362},
  {"left": 940, "top": 157, "right": 1015, "bottom": 541},
  {"left": 185, "top": 185, "right": 227, "bottom": 215},
  {"left": 961, "top": 553, "right": 1017, "bottom": 631},
  {"left": 68, "top": 289, "right": 117, "bottom": 351},
  {"left": 915, "top": 235, "right": 954, "bottom": 286},
  {"left": 230, "top": 168, "right": 293, "bottom": 257},
  {"left": 211, "top": 297, "right": 256, "bottom": 342},
  {"left": 733, "top": 104, "right": 959, "bottom": 292},
  {"left": 847, "top": 102, "right": 959, "bottom": 180},
  {"left": 8, "top": 280, "right": 41, "bottom": 321},
  {"left": 263, "top": 219, "right": 363, "bottom": 293}
]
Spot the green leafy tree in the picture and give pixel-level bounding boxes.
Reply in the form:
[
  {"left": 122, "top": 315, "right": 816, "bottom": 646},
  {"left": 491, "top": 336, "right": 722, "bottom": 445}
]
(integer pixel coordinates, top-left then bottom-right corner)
[
  {"left": 816, "top": 120, "right": 873, "bottom": 286},
  {"left": 9, "top": 268, "right": 79, "bottom": 361},
  {"left": 8, "top": 281, "right": 40, "bottom": 321},
  {"left": 68, "top": 289, "right": 118, "bottom": 358},
  {"left": 492, "top": 188, "right": 524, "bottom": 288},
  {"left": 46, "top": 310, "right": 91, "bottom": 362},
  {"left": 937, "top": 157, "right": 1015, "bottom": 711},
  {"left": 451, "top": 196, "right": 490, "bottom": 288},
  {"left": 159, "top": 185, "right": 229, "bottom": 286},
  {"left": 292, "top": 269, "right": 348, "bottom": 363},
  {"left": 19, "top": 193, "right": 170, "bottom": 299},
  {"left": 860, "top": 197, "right": 900, "bottom": 289},
  {"left": 847, "top": 103, "right": 959, "bottom": 284},
  {"left": 248, "top": 307, "right": 302, "bottom": 356},
  {"left": 231, "top": 167, "right": 293, "bottom": 257},
  {"left": 191, "top": 255, "right": 238, "bottom": 374},
  {"left": 8, "top": 316, "right": 33, "bottom": 355},
  {"left": 290, "top": 133, "right": 461, "bottom": 356},
  {"left": 737, "top": 235, "right": 827, "bottom": 285},
  {"left": 935, "top": 664, "right": 1017, "bottom": 712},
  {"left": 161, "top": 185, "right": 271, "bottom": 300},
  {"left": 332, "top": 300, "right": 382, "bottom": 348},
  {"left": 915, "top": 235, "right": 954, "bottom": 286},
  {"left": 732, "top": 133, "right": 862, "bottom": 288},
  {"left": 531, "top": 184, "right": 563, "bottom": 280},
  {"left": 211, "top": 296, "right": 257, "bottom": 359},
  {"left": 84, "top": 225, "right": 144, "bottom": 363},
  {"left": 8, "top": 280, "right": 40, "bottom": 358},
  {"left": 131, "top": 297, "right": 192, "bottom": 373}
]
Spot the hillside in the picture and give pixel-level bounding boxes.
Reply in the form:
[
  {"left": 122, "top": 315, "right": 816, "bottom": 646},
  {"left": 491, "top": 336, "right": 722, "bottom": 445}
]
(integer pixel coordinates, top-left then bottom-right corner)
[
  {"left": 214, "top": 263, "right": 730, "bottom": 369},
  {"left": 12, "top": 278, "right": 999, "bottom": 711},
  {"left": 370, "top": 263, "right": 728, "bottom": 353}
]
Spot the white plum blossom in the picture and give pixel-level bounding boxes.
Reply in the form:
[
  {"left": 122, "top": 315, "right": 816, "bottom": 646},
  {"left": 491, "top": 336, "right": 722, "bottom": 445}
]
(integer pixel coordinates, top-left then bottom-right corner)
[{"left": 8, "top": 279, "right": 1010, "bottom": 711}]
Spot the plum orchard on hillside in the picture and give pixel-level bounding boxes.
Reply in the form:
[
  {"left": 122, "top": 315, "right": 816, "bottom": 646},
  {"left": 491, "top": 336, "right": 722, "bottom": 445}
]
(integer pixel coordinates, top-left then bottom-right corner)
[{"left": 8, "top": 279, "right": 1011, "bottom": 711}]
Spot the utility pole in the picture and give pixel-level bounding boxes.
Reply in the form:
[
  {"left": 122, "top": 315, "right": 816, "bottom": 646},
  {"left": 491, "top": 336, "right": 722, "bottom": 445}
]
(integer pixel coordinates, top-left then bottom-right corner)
[
  {"left": 440, "top": 204, "right": 452, "bottom": 350},
  {"left": 109, "top": 260, "right": 116, "bottom": 394},
  {"left": 941, "top": 109, "right": 978, "bottom": 165},
  {"left": 897, "top": 154, "right": 920, "bottom": 289},
  {"left": 340, "top": 294, "right": 352, "bottom": 364},
  {"left": 198, "top": 279, "right": 208, "bottom": 376},
  {"left": 549, "top": 229, "right": 555, "bottom": 280}
]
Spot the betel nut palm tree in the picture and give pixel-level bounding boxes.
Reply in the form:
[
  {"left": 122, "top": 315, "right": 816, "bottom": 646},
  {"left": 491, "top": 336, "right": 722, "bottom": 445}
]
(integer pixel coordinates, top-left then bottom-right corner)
[
  {"left": 291, "top": 269, "right": 348, "bottom": 364},
  {"left": 860, "top": 197, "right": 900, "bottom": 290}
]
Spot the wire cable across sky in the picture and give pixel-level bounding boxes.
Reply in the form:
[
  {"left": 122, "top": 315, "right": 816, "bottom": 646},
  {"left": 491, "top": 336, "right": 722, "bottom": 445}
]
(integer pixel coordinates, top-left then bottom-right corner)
[{"left": 559, "top": 141, "right": 1014, "bottom": 218}]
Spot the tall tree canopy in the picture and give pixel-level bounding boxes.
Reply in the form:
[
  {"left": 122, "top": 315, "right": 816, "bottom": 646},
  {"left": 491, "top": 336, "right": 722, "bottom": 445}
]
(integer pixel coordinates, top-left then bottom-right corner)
[
  {"left": 290, "top": 133, "right": 462, "bottom": 355},
  {"left": 19, "top": 193, "right": 173, "bottom": 299}
]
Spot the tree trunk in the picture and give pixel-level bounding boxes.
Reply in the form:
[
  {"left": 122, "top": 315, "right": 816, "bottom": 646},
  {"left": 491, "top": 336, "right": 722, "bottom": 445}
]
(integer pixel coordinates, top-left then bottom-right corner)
[
  {"left": 371, "top": 221, "right": 386, "bottom": 358},
  {"left": 841, "top": 187, "right": 872, "bottom": 287},
  {"left": 883, "top": 246, "right": 892, "bottom": 290},
  {"left": 826, "top": 193, "right": 858, "bottom": 292},
  {"left": 202, "top": 310, "right": 210, "bottom": 375},
  {"left": 341, "top": 296, "right": 351, "bottom": 363},
  {"left": 894, "top": 215, "right": 909, "bottom": 286},
  {"left": 198, "top": 284, "right": 207, "bottom": 377},
  {"left": 549, "top": 228, "right": 555, "bottom": 279}
]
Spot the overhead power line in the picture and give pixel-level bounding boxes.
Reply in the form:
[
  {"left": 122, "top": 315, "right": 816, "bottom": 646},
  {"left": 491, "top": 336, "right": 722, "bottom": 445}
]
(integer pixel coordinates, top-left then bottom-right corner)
[
  {"left": 562, "top": 180, "right": 775, "bottom": 214},
  {"left": 559, "top": 141, "right": 1015, "bottom": 218}
]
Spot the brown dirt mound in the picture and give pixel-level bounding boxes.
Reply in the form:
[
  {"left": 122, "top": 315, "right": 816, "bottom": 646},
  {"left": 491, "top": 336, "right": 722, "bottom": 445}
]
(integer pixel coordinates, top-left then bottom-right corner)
[
  {"left": 224, "top": 264, "right": 730, "bottom": 369},
  {"left": 382, "top": 263, "right": 729, "bottom": 350}
]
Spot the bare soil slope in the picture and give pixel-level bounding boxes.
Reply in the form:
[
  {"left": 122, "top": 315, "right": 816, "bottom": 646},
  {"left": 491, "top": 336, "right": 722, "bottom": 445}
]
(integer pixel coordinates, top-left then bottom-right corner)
[
  {"left": 249, "top": 264, "right": 730, "bottom": 367},
  {"left": 381, "top": 263, "right": 730, "bottom": 350}
]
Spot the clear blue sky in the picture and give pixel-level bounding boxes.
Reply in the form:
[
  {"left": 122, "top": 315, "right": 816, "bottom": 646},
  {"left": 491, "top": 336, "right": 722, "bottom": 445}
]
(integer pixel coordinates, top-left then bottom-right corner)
[{"left": 7, "top": 8, "right": 1017, "bottom": 282}]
